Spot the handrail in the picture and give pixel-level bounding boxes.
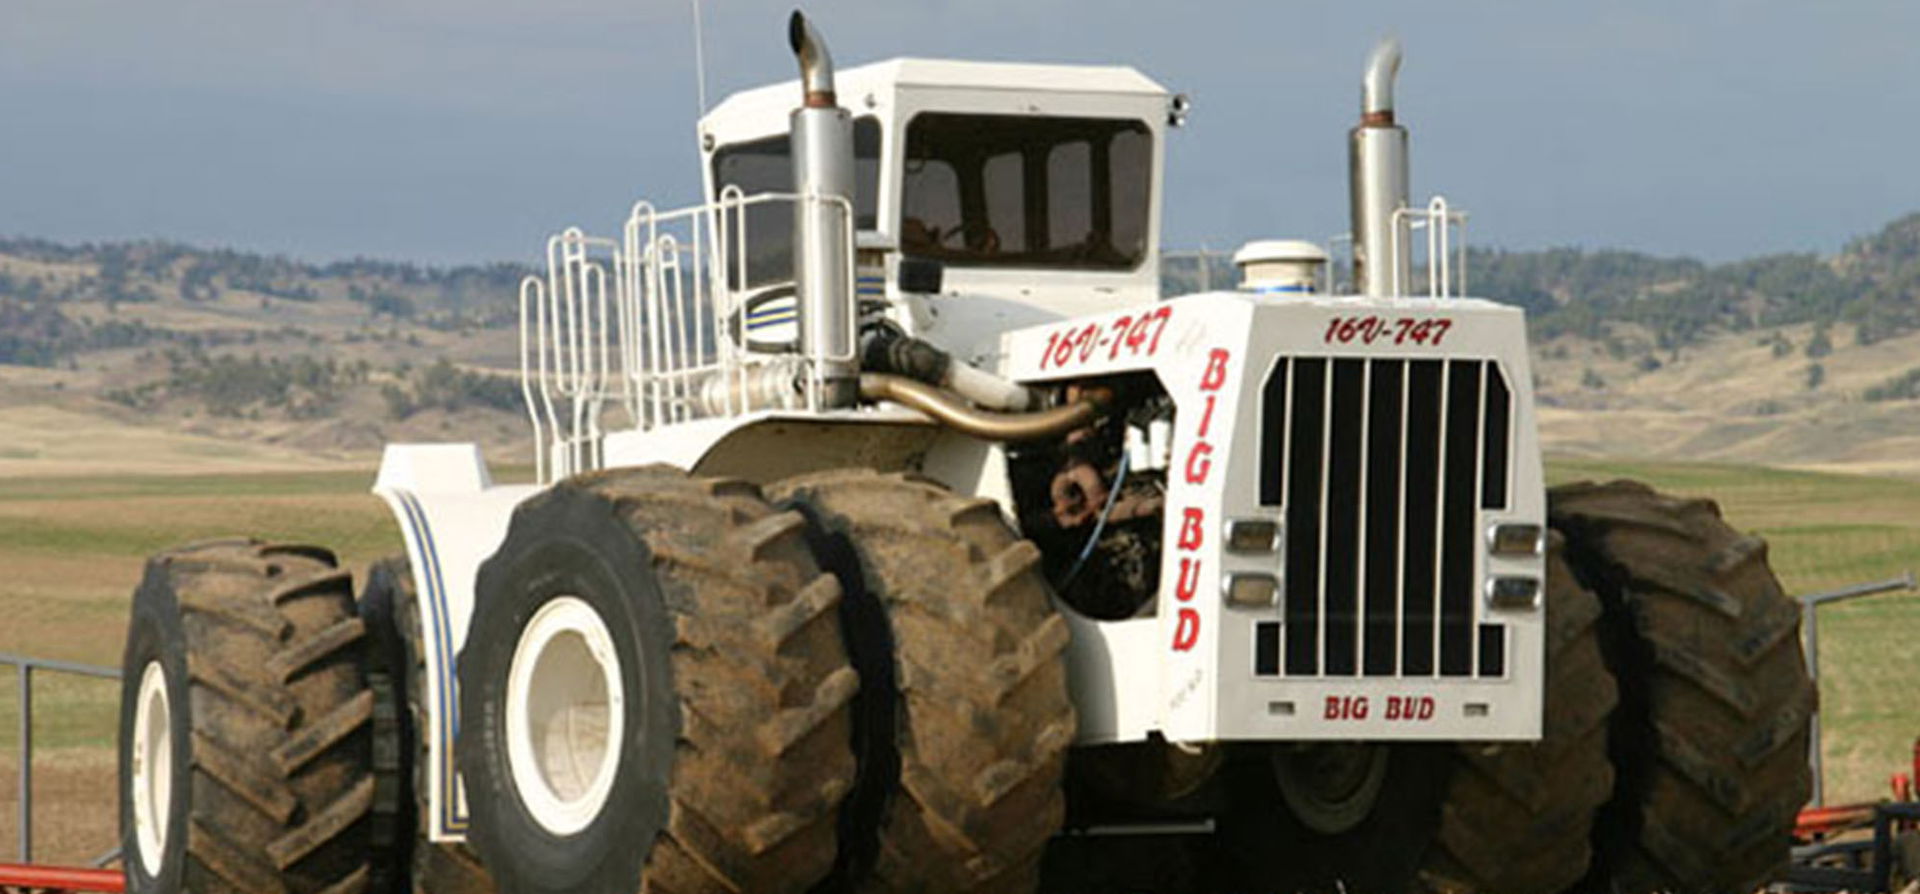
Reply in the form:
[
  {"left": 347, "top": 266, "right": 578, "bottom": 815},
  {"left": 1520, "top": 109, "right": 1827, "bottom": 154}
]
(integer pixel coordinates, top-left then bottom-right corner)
[
  {"left": 0, "top": 652, "right": 120, "bottom": 866},
  {"left": 518, "top": 189, "right": 856, "bottom": 484},
  {"left": 1389, "top": 196, "right": 1469, "bottom": 298}
]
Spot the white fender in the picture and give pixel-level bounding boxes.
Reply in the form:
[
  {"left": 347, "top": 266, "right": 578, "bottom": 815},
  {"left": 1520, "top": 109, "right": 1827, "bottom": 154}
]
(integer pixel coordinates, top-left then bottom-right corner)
[{"left": 373, "top": 443, "right": 540, "bottom": 842}]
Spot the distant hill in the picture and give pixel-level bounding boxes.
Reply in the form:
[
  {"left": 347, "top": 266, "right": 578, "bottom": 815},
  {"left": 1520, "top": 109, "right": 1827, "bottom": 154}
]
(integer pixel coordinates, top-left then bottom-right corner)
[
  {"left": 7, "top": 214, "right": 1920, "bottom": 473},
  {"left": 1467, "top": 213, "right": 1920, "bottom": 474},
  {"left": 1474, "top": 213, "right": 1920, "bottom": 352},
  {"left": 0, "top": 238, "right": 535, "bottom": 467}
]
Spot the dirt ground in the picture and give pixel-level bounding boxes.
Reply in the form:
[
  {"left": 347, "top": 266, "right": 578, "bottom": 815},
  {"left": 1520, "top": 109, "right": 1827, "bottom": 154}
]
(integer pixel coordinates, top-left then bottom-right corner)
[{"left": 0, "top": 750, "right": 120, "bottom": 866}]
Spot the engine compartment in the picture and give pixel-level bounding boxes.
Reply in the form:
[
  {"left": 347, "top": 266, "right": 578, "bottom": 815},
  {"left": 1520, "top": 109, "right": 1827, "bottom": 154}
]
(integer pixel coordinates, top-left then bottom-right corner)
[{"left": 1009, "top": 371, "right": 1173, "bottom": 621}]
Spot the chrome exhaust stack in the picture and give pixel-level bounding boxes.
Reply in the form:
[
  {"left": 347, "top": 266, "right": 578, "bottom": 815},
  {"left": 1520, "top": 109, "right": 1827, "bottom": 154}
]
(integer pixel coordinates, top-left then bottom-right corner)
[
  {"left": 1349, "top": 37, "right": 1410, "bottom": 297},
  {"left": 788, "top": 11, "right": 858, "bottom": 406}
]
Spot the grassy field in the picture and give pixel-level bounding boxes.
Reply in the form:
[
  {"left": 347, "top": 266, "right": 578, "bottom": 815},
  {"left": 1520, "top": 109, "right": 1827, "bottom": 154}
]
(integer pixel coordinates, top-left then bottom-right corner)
[
  {"left": 1, "top": 457, "right": 1917, "bottom": 863},
  {"left": 0, "top": 468, "right": 400, "bottom": 862}
]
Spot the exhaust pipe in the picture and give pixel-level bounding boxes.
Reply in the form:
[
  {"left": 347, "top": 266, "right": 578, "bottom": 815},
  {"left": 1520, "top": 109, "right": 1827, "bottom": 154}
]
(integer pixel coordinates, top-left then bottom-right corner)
[
  {"left": 1361, "top": 37, "right": 1400, "bottom": 123},
  {"left": 789, "top": 11, "right": 858, "bottom": 405},
  {"left": 790, "top": 11, "right": 836, "bottom": 107},
  {"left": 1349, "top": 37, "right": 1410, "bottom": 297}
]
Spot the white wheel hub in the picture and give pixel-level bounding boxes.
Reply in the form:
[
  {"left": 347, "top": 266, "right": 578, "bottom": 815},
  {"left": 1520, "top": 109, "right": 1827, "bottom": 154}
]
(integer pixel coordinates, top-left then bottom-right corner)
[
  {"left": 131, "top": 660, "right": 173, "bottom": 875},
  {"left": 505, "top": 596, "right": 626, "bottom": 836}
]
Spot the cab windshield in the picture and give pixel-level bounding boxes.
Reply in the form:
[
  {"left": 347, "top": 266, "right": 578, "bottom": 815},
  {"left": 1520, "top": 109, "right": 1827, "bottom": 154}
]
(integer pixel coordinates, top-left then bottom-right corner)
[
  {"left": 901, "top": 113, "right": 1151, "bottom": 270},
  {"left": 711, "top": 118, "right": 882, "bottom": 289}
]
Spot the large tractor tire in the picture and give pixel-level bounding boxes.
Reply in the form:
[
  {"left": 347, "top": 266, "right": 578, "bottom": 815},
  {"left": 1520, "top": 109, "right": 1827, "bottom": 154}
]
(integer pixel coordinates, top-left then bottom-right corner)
[
  {"left": 456, "top": 466, "right": 859, "bottom": 894},
  {"left": 359, "top": 558, "right": 494, "bottom": 894},
  {"left": 118, "top": 540, "right": 376, "bottom": 894},
  {"left": 770, "top": 470, "right": 1075, "bottom": 894},
  {"left": 1551, "top": 480, "right": 1814, "bottom": 894},
  {"left": 1420, "top": 531, "right": 1619, "bottom": 894}
]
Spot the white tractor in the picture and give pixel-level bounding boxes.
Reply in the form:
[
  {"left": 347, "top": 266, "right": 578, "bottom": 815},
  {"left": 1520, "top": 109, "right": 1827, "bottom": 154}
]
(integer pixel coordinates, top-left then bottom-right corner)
[{"left": 115, "top": 12, "right": 1812, "bottom": 894}]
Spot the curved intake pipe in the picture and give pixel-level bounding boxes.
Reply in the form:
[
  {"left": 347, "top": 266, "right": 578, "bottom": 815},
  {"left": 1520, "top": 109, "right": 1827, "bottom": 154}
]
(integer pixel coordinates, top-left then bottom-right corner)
[
  {"left": 789, "top": 11, "right": 836, "bottom": 108},
  {"left": 860, "top": 374, "right": 1099, "bottom": 442}
]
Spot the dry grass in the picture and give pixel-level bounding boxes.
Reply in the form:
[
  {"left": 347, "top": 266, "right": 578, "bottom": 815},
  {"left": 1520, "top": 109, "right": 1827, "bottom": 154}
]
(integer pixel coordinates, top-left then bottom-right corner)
[
  {"left": 0, "top": 404, "right": 359, "bottom": 477},
  {"left": 0, "top": 750, "right": 120, "bottom": 866},
  {"left": 1537, "top": 324, "right": 1920, "bottom": 476},
  {"left": 0, "top": 467, "right": 395, "bottom": 862}
]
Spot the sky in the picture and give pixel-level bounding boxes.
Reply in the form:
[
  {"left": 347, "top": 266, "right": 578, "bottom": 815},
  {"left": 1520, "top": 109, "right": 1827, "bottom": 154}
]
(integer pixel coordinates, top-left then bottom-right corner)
[{"left": 2, "top": 0, "right": 1918, "bottom": 266}]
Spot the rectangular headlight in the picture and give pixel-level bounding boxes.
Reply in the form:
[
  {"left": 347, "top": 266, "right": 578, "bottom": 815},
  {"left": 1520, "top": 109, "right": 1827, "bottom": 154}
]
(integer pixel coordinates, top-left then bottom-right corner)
[
  {"left": 1485, "top": 576, "right": 1541, "bottom": 610},
  {"left": 1223, "top": 573, "right": 1280, "bottom": 608},
  {"left": 1487, "top": 523, "right": 1545, "bottom": 557},
  {"left": 1225, "top": 519, "right": 1280, "bottom": 554}
]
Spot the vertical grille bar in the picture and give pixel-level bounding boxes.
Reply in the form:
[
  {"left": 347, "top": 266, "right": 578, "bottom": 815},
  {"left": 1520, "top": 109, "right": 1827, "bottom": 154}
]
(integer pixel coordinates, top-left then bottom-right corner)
[
  {"left": 1362, "top": 360, "right": 1403, "bottom": 676},
  {"left": 1439, "top": 361, "right": 1484, "bottom": 677},
  {"left": 1481, "top": 365, "right": 1511, "bottom": 509},
  {"left": 1400, "top": 360, "right": 1442, "bottom": 676},
  {"left": 1260, "top": 360, "right": 1289, "bottom": 506},
  {"left": 1323, "top": 359, "right": 1365, "bottom": 676},
  {"left": 1283, "top": 358, "right": 1326, "bottom": 675}
]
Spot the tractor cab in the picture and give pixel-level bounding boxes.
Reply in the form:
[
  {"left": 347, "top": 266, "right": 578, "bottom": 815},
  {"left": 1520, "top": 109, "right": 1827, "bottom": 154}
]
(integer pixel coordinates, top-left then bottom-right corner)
[{"left": 699, "top": 59, "right": 1178, "bottom": 356}]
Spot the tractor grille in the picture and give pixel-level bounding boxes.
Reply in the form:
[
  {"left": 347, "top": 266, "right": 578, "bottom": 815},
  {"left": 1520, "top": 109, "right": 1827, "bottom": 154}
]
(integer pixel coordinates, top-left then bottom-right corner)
[{"left": 1253, "top": 357, "right": 1512, "bottom": 679}]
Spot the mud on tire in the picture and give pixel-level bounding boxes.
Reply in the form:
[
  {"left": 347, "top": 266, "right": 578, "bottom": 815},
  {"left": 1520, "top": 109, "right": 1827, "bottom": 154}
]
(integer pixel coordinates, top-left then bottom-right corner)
[
  {"left": 457, "top": 466, "right": 858, "bottom": 894},
  {"left": 119, "top": 540, "right": 376, "bottom": 894},
  {"left": 771, "top": 470, "right": 1075, "bottom": 894},
  {"left": 1551, "top": 480, "right": 1814, "bottom": 894},
  {"left": 1421, "top": 531, "right": 1619, "bottom": 894}
]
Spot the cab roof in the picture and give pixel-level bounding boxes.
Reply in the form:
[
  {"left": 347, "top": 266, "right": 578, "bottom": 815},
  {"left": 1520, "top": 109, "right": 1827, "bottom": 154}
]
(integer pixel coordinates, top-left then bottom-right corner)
[{"left": 701, "top": 57, "right": 1169, "bottom": 136}]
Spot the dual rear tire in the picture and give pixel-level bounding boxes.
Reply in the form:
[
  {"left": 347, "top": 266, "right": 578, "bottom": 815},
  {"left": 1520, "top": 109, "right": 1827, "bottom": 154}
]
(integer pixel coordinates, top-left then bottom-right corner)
[
  {"left": 1419, "top": 480, "right": 1814, "bottom": 894},
  {"left": 125, "top": 468, "right": 1073, "bottom": 894},
  {"left": 453, "top": 467, "right": 1075, "bottom": 894},
  {"left": 1549, "top": 480, "right": 1814, "bottom": 894}
]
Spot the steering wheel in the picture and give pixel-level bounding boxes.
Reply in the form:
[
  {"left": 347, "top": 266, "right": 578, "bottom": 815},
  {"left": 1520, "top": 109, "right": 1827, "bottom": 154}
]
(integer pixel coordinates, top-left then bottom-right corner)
[{"left": 938, "top": 221, "right": 1000, "bottom": 254}]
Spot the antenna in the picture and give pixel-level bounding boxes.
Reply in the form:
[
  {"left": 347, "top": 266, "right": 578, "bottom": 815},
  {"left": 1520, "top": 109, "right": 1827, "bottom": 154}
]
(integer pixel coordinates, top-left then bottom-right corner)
[{"left": 690, "top": 0, "right": 710, "bottom": 114}]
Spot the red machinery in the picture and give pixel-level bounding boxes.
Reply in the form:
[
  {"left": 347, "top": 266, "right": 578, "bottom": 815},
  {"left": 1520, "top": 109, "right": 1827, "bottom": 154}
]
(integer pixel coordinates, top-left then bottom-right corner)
[
  {"left": 0, "top": 864, "right": 123, "bottom": 894},
  {"left": 1782, "top": 738, "right": 1920, "bottom": 892}
]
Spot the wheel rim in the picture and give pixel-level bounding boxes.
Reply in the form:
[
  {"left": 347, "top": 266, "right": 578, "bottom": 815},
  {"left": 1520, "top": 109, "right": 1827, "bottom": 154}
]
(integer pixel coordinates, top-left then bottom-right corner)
[
  {"left": 505, "top": 596, "right": 626, "bottom": 836},
  {"left": 131, "top": 660, "right": 173, "bottom": 874},
  {"left": 1271, "top": 743, "right": 1389, "bottom": 835}
]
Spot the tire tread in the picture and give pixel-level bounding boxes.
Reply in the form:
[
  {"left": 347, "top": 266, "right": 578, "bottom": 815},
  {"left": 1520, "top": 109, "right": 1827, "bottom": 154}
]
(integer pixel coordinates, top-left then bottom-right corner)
[
  {"left": 147, "top": 540, "right": 373, "bottom": 894},
  {"left": 1550, "top": 479, "right": 1813, "bottom": 894},
  {"left": 770, "top": 469, "right": 1074, "bottom": 894},
  {"left": 571, "top": 466, "right": 858, "bottom": 894}
]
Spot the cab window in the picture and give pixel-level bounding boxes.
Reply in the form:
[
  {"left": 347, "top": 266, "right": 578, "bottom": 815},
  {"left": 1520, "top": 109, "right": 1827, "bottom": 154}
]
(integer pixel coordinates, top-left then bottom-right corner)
[{"left": 901, "top": 113, "right": 1151, "bottom": 270}]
